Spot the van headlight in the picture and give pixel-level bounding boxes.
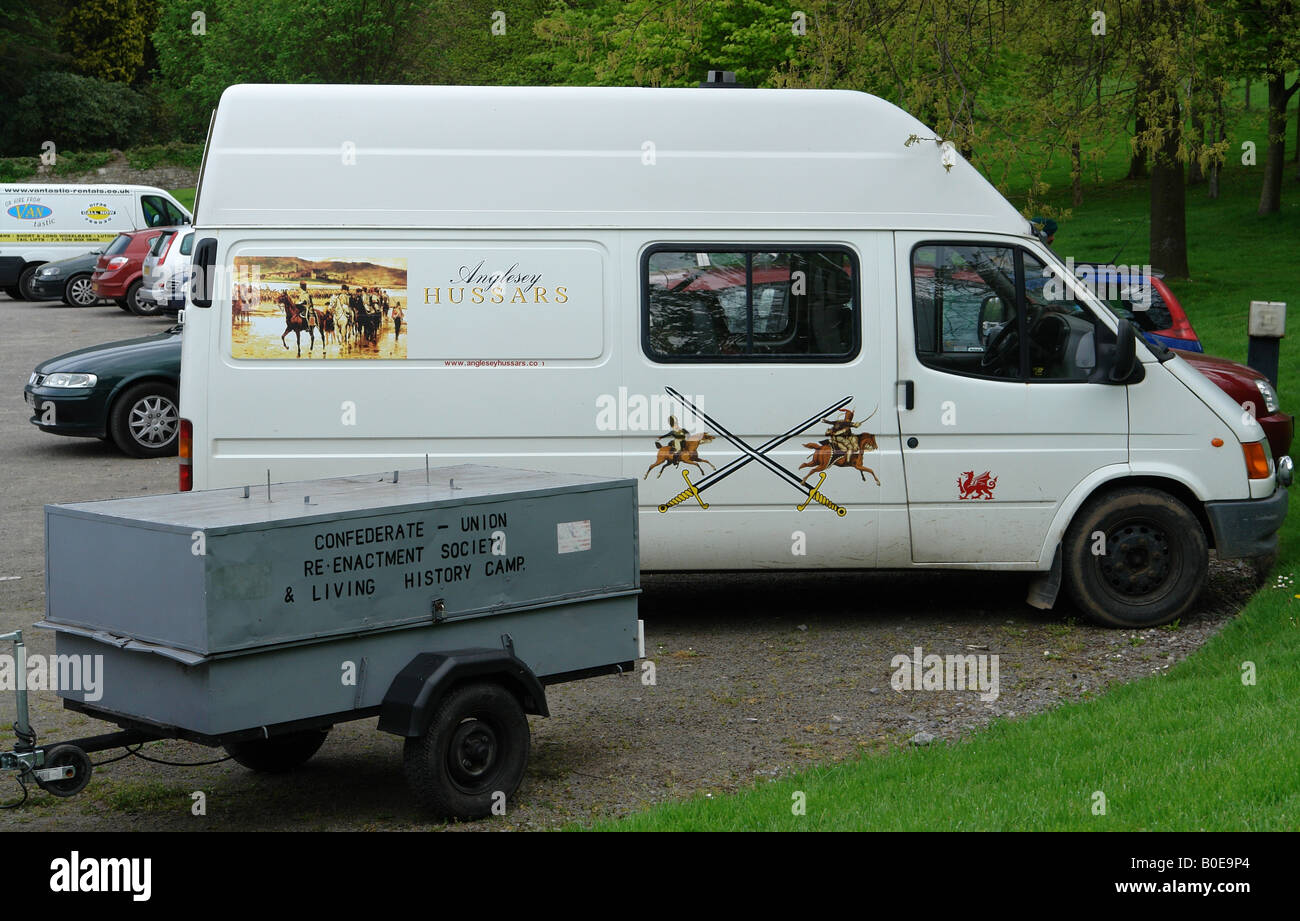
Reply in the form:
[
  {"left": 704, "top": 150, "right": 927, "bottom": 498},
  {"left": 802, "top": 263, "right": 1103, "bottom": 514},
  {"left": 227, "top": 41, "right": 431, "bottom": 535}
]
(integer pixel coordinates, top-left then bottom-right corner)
[
  {"left": 1254, "top": 379, "right": 1280, "bottom": 415},
  {"left": 41, "top": 373, "right": 98, "bottom": 388}
]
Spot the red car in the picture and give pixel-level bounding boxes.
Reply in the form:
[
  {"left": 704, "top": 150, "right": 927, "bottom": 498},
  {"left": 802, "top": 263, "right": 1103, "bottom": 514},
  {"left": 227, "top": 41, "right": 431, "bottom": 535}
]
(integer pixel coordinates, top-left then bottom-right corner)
[{"left": 91, "top": 228, "right": 172, "bottom": 315}]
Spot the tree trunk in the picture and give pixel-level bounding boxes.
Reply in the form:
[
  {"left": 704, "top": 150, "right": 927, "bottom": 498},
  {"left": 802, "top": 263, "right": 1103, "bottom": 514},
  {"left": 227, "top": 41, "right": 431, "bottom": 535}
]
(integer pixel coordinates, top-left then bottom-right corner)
[
  {"left": 1150, "top": 86, "right": 1189, "bottom": 277},
  {"left": 1209, "top": 91, "right": 1225, "bottom": 200},
  {"left": 1072, "top": 140, "right": 1083, "bottom": 205},
  {"left": 1127, "top": 108, "right": 1149, "bottom": 179},
  {"left": 1187, "top": 98, "right": 1205, "bottom": 185},
  {"left": 1245, "top": 78, "right": 1250, "bottom": 110},
  {"left": 1258, "top": 72, "right": 1293, "bottom": 215}
]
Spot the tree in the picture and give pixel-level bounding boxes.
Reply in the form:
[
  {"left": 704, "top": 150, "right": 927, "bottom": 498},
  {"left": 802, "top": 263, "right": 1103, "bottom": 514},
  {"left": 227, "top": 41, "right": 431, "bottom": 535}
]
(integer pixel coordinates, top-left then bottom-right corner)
[
  {"left": 1215, "top": 0, "right": 1300, "bottom": 213},
  {"left": 58, "top": 0, "right": 153, "bottom": 83}
]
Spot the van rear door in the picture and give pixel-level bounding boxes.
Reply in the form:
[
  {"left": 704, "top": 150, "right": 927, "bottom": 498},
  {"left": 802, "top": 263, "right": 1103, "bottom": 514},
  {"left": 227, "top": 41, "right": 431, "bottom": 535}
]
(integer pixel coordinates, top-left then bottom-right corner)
[{"left": 895, "top": 233, "right": 1128, "bottom": 564}]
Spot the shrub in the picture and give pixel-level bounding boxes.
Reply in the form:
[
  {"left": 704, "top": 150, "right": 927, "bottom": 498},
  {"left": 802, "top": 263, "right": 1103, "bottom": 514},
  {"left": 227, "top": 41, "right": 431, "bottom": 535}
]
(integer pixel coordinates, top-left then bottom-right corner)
[{"left": 3, "top": 72, "right": 153, "bottom": 156}]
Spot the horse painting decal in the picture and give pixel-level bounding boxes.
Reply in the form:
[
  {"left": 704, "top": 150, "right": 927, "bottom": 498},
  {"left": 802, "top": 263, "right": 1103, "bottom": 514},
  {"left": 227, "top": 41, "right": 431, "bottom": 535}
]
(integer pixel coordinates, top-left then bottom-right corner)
[
  {"left": 654, "top": 389, "right": 880, "bottom": 516},
  {"left": 957, "top": 470, "right": 998, "bottom": 500},
  {"left": 230, "top": 256, "right": 408, "bottom": 360}
]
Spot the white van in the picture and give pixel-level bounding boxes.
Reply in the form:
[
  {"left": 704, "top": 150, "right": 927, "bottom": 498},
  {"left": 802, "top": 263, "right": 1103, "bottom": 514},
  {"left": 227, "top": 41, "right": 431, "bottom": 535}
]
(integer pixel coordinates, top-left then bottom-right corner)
[
  {"left": 0, "top": 184, "right": 191, "bottom": 299},
  {"left": 177, "top": 82, "right": 1289, "bottom": 628}
]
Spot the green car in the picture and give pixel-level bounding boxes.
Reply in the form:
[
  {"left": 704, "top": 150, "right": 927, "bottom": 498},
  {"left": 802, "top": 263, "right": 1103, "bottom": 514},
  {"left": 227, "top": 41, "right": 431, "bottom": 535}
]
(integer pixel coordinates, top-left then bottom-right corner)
[{"left": 24, "top": 326, "right": 181, "bottom": 458}]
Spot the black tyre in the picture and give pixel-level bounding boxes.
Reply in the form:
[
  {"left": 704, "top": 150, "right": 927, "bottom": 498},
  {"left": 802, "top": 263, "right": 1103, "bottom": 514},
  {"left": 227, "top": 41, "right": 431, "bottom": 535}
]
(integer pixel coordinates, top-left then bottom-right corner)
[
  {"left": 108, "top": 381, "right": 180, "bottom": 458},
  {"left": 16, "top": 264, "right": 41, "bottom": 301},
  {"left": 3, "top": 285, "right": 21, "bottom": 299},
  {"left": 403, "top": 682, "right": 529, "bottom": 820},
  {"left": 126, "top": 279, "right": 160, "bottom": 316},
  {"left": 35, "top": 744, "right": 92, "bottom": 797},
  {"left": 224, "top": 728, "right": 330, "bottom": 773},
  {"left": 116, "top": 297, "right": 132, "bottom": 311},
  {"left": 62, "top": 273, "right": 97, "bottom": 307},
  {"left": 1063, "top": 487, "right": 1207, "bottom": 628}
]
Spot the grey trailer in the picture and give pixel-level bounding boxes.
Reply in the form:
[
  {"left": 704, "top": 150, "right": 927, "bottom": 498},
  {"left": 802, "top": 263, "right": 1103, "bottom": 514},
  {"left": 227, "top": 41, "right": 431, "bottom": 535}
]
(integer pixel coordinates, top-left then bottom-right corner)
[{"left": 6, "top": 465, "right": 639, "bottom": 819}]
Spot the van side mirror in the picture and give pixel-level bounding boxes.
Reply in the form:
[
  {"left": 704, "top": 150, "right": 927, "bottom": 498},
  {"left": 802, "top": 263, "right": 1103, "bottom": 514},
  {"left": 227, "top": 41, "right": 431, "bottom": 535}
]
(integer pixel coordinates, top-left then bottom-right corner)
[
  {"left": 1108, "top": 318, "right": 1142, "bottom": 383},
  {"left": 191, "top": 237, "right": 217, "bottom": 308},
  {"left": 978, "top": 294, "right": 1009, "bottom": 344}
]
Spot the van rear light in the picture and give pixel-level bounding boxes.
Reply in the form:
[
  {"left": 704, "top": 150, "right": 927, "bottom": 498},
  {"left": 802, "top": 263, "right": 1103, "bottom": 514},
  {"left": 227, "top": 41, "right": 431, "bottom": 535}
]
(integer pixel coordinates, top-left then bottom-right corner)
[
  {"left": 179, "top": 418, "right": 193, "bottom": 491},
  {"left": 1243, "top": 441, "right": 1271, "bottom": 480}
]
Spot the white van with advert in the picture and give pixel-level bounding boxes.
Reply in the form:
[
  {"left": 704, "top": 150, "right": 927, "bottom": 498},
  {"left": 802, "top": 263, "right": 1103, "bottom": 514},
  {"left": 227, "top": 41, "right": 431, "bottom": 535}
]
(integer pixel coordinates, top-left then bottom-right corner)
[
  {"left": 179, "top": 82, "right": 1290, "bottom": 628},
  {"left": 0, "top": 184, "right": 191, "bottom": 300}
]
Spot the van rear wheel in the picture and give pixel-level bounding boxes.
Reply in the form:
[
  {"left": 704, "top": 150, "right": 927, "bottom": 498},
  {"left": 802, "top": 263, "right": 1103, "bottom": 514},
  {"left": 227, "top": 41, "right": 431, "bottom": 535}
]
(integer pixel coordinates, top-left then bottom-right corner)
[{"left": 1064, "top": 487, "right": 1207, "bottom": 628}]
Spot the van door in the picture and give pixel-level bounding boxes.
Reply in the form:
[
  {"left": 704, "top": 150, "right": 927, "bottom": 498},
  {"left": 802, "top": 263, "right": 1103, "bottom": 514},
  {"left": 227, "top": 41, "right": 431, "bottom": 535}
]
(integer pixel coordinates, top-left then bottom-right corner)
[
  {"left": 626, "top": 235, "right": 909, "bottom": 569},
  {"left": 895, "top": 233, "right": 1128, "bottom": 564}
]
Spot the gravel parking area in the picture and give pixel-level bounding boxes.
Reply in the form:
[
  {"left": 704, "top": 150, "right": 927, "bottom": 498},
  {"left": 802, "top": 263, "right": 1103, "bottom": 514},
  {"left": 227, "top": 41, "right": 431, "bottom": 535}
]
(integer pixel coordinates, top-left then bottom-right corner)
[{"left": 0, "top": 295, "right": 1259, "bottom": 830}]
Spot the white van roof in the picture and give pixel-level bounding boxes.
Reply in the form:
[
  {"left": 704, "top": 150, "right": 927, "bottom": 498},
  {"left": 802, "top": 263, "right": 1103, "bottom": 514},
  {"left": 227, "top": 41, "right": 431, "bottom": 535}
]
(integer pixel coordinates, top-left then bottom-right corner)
[{"left": 199, "top": 84, "right": 1031, "bottom": 235}]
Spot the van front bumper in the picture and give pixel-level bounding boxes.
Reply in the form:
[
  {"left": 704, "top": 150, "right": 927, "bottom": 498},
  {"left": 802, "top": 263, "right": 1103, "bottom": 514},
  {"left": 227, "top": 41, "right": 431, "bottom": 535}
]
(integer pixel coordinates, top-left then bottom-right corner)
[{"left": 1205, "top": 485, "right": 1289, "bottom": 560}]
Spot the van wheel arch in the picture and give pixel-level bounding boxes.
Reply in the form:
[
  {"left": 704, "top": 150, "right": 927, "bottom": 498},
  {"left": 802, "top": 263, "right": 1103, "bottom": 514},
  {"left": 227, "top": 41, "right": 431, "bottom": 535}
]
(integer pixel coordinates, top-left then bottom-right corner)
[{"left": 1061, "top": 483, "right": 1210, "bottom": 627}]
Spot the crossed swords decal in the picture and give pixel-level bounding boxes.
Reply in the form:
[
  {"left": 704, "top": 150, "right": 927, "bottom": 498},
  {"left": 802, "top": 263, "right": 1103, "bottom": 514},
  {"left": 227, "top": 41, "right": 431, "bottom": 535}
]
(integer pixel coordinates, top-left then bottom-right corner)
[{"left": 658, "top": 387, "right": 851, "bottom": 517}]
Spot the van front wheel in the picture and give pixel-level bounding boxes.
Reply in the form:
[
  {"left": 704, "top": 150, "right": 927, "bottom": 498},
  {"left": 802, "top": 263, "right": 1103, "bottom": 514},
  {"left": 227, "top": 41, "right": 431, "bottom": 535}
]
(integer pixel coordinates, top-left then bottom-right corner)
[{"left": 1064, "top": 487, "right": 1207, "bottom": 628}]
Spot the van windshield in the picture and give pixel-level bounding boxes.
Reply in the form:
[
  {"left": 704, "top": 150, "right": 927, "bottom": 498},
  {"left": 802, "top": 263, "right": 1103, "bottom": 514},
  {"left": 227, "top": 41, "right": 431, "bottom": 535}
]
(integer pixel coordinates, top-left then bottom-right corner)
[{"left": 105, "top": 234, "right": 131, "bottom": 256}]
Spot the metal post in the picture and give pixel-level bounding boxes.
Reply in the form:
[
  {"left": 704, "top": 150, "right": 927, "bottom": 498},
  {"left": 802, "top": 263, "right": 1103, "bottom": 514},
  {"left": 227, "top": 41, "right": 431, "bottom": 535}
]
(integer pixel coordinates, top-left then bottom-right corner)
[
  {"left": 0, "top": 631, "right": 31, "bottom": 750},
  {"left": 1247, "top": 300, "right": 1286, "bottom": 389}
]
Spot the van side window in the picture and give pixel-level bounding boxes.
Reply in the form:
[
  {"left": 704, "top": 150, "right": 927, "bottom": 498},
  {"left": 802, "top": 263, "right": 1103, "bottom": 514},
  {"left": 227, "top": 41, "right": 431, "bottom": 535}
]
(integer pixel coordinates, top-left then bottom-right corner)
[
  {"left": 912, "top": 243, "right": 1021, "bottom": 379},
  {"left": 644, "top": 247, "right": 858, "bottom": 362},
  {"left": 913, "top": 244, "right": 1102, "bottom": 382},
  {"left": 141, "top": 195, "right": 167, "bottom": 227},
  {"left": 1021, "top": 252, "right": 1101, "bottom": 380}
]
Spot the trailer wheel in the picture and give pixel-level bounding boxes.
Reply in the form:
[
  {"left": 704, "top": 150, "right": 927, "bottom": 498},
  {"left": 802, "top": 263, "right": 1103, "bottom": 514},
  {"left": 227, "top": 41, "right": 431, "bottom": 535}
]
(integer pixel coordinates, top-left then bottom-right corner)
[
  {"left": 403, "top": 681, "right": 529, "bottom": 820},
  {"left": 36, "top": 744, "right": 92, "bottom": 797},
  {"left": 1063, "top": 487, "right": 1207, "bottom": 628},
  {"left": 223, "top": 728, "right": 330, "bottom": 773}
]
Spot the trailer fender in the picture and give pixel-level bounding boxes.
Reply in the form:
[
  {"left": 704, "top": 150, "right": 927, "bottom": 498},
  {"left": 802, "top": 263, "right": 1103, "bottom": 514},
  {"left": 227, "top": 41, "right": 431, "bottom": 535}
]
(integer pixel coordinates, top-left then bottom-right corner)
[{"left": 377, "top": 648, "right": 549, "bottom": 738}]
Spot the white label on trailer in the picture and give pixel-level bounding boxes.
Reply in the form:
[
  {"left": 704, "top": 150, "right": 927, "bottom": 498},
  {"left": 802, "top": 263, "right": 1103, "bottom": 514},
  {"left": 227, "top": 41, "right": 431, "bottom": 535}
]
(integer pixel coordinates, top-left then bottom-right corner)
[{"left": 557, "top": 520, "right": 591, "bottom": 554}]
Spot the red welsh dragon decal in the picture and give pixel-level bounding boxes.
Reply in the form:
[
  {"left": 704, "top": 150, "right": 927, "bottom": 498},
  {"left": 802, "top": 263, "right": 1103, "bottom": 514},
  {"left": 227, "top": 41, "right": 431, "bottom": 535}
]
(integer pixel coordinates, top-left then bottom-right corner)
[{"left": 957, "top": 470, "right": 998, "bottom": 500}]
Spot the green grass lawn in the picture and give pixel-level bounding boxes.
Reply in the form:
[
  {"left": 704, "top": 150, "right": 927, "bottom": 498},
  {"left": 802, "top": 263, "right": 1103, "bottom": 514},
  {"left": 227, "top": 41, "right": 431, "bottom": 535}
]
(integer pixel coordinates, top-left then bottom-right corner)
[
  {"left": 171, "top": 187, "right": 196, "bottom": 211},
  {"left": 591, "top": 154, "right": 1300, "bottom": 833}
]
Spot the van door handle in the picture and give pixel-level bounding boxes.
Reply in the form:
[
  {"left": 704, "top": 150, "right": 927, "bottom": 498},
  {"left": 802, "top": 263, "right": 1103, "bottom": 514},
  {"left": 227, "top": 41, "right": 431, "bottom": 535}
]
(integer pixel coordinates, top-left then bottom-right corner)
[{"left": 898, "top": 380, "right": 915, "bottom": 411}]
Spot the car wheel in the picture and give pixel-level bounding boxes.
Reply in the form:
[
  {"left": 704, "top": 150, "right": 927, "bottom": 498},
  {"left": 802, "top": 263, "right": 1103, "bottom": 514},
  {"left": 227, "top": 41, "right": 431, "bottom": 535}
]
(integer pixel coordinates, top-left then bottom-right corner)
[
  {"left": 62, "top": 274, "right": 97, "bottom": 307},
  {"left": 1063, "top": 487, "right": 1208, "bottom": 628},
  {"left": 108, "top": 382, "right": 180, "bottom": 458},
  {"left": 2, "top": 286, "right": 21, "bottom": 299},
  {"left": 224, "top": 728, "right": 330, "bottom": 773},
  {"left": 126, "top": 280, "right": 160, "bottom": 316},
  {"left": 17, "top": 264, "right": 41, "bottom": 301},
  {"left": 402, "top": 681, "right": 530, "bottom": 819}
]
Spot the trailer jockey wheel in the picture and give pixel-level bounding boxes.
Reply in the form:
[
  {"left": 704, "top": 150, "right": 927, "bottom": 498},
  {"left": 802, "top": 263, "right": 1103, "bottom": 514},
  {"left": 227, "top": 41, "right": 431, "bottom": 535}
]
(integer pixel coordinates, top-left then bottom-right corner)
[
  {"left": 36, "top": 745, "right": 92, "bottom": 797},
  {"left": 403, "top": 682, "right": 529, "bottom": 820},
  {"left": 223, "top": 728, "right": 331, "bottom": 773}
]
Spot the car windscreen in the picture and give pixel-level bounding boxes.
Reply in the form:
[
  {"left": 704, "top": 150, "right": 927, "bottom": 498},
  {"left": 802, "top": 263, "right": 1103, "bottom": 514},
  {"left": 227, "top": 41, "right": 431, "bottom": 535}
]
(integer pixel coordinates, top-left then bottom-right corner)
[{"left": 105, "top": 234, "right": 131, "bottom": 256}]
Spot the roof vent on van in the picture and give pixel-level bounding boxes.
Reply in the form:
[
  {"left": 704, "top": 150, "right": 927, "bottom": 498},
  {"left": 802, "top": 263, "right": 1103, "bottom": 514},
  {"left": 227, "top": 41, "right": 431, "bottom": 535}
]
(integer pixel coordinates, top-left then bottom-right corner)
[{"left": 699, "top": 70, "right": 745, "bottom": 88}]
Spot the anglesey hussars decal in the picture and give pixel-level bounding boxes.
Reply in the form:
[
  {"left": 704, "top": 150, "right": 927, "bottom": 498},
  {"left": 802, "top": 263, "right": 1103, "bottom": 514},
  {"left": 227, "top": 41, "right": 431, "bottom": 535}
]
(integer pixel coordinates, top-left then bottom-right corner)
[
  {"left": 957, "top": 470, "right": 998, "bottom": 500},
  {"left": 653, "top": 388, "right": 880, "bottom": 516}
]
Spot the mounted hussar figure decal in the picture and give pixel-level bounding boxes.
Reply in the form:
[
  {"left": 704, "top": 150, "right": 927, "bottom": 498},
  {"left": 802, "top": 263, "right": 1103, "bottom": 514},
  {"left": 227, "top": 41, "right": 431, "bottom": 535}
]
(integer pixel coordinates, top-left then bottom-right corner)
[
  {"left": 799, "top": 407, "right": 881, "bottom": 485},
  {"left": 957, "top": 471, "right": 998, "bottom": 500},
  {"left": 644, "top": 416, "right": 716, "bottom": 479}
]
